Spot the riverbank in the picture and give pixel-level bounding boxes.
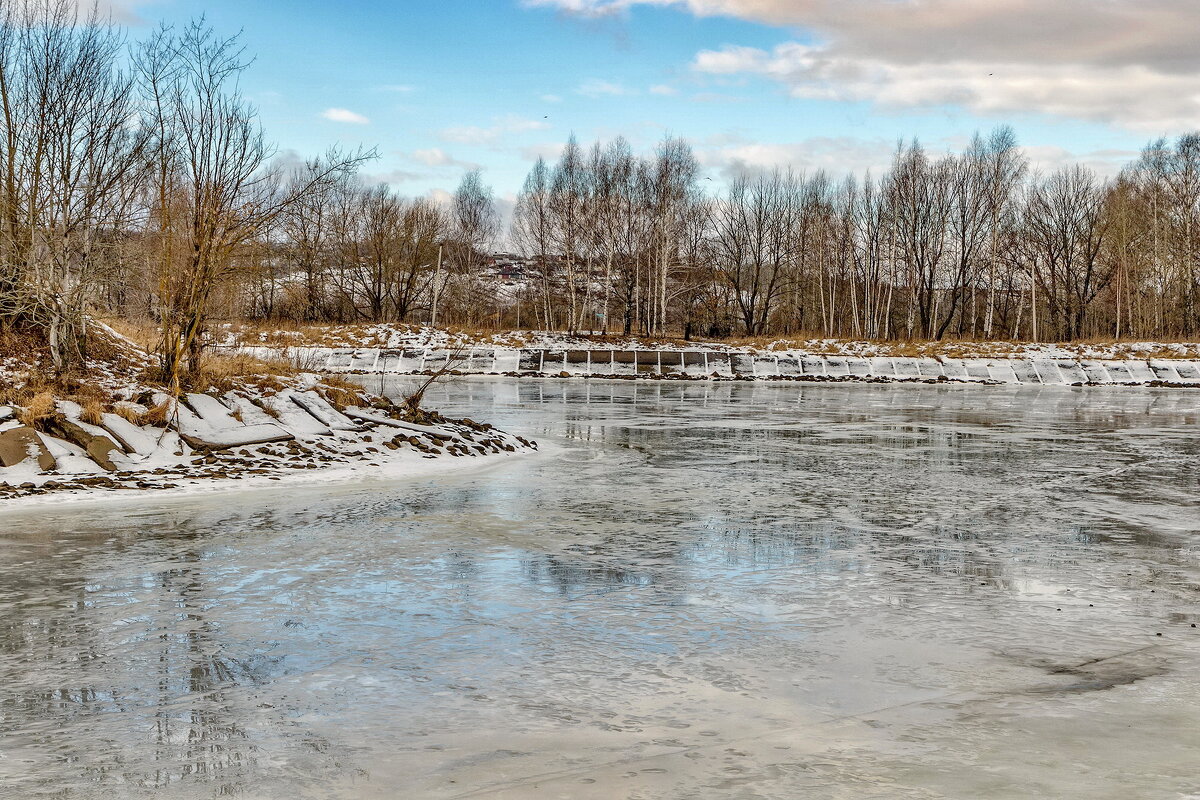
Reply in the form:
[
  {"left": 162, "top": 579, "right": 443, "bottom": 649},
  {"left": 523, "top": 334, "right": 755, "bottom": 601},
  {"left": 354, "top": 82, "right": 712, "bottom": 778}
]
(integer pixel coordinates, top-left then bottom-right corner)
[
  {"left": 208, "top": 321, "right": 1200, "bottom": 362},
  {"left": 0, "top": 327, "right": 538, "bottom": 505},
  {"left": 0, "top": 439, "right": 538, "bottom": 515},
  {"left": 206, "top": 324, "right": 1200, "bottom": 388}
]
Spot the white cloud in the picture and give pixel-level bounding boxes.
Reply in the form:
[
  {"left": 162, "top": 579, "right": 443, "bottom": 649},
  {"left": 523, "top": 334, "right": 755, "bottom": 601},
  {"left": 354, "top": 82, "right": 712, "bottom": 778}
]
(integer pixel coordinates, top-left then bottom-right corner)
[
  {"left": 527, "top": 0, "right": 1200, "bottom": 132},
  {"left": 1020, "top": 146, "right": 1139, "bottom": 179},
  {"left": 688, "top": 91, "right": 747, "bottom": 105},
  {"left": 520, "top": 142, "right": 568, "bottom": 163},
  {"left": 649, "top": 84, "right": 678, "bottom": 96},
  {"left": 362, "top": 168, "right": 430, "bottom": 186},
  {"left": 321, "top": 107, "right": 370, "bottom": 125},
  {"left": 541, "top": 94, "right": 564, "bottom": 103},
  {"left": 440, "top": 114, "right": 551, "bottom": 145},
  {"left": 692, "top": 43, "right": 1200, "bottom": 132},
  {"left": 524, "top": 0, "right": 1198, "bottom": 71},
  {"left": 426, "top": 188, "right": 455, "bottom": 208},
  {"left": 409, "top": 148, "right": 481, "bottom": 170},
  {"left": 576, "top": 79, "right": 633, "bottom": 97},
  {"left": 78, "top": 0, "right": 159, "bottom": 23},
  {"left": 696, "top": 135, "right": 898, "bottom": 181}
]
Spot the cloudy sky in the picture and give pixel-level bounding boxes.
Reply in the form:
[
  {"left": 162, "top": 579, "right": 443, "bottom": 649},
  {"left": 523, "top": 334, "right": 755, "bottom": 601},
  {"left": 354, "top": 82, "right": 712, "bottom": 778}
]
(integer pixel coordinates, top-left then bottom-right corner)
[{"left": 116, "top": 0, "right": 1197, "bottom": 203}]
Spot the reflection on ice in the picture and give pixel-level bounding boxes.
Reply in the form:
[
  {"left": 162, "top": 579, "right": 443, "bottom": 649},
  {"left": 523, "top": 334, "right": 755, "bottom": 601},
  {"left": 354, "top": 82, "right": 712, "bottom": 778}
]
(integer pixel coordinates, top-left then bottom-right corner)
[{"left": 0, "top": 380, "right": 1198, "bottom": 798}]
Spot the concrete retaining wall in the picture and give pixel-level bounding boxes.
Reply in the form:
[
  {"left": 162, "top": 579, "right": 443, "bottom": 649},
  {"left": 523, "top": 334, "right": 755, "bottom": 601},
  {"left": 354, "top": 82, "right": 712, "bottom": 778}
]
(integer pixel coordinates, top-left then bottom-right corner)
[{"left": 254, "top": 346, "right": 1200, "bottom": 386}]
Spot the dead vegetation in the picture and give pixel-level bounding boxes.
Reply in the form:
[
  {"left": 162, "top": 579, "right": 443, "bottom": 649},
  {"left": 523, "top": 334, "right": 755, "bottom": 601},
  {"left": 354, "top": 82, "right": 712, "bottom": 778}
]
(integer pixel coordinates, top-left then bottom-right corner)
[
  {"left": 16, "top": 392, "right": 55, "bottom": 430},
  {"left": 190, "top": 351, "right": 298, "bottom": 393},
  {"left": 138, "top": 400, "right": 171, "bottom": 428},
  {"left": 203, "top": 320, "right": 1200, "bottom": 361},
  {"left": 318, "top": 373, "right": 371, "bottom": 409}
]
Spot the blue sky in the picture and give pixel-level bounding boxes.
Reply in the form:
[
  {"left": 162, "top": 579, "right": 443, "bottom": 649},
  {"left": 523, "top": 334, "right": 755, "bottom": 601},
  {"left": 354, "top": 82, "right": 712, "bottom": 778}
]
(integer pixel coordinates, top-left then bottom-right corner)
[{"left": 121, "top": 0, "right": 1193, "bottom": 204}]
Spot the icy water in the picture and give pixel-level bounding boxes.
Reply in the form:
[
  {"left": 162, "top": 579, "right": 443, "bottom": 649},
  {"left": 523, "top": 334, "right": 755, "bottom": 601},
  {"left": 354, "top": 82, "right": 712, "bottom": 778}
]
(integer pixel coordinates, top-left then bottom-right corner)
[{"left": 1, "top": 380, "right": 1199, "bottom": 800}]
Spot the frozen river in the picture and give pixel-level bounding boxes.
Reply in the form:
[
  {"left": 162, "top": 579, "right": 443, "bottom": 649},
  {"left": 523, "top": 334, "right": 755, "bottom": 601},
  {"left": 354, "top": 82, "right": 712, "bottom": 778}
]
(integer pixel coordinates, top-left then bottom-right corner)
[{"left": 1, "top": 379, "right": 1198, "bottom": 798}]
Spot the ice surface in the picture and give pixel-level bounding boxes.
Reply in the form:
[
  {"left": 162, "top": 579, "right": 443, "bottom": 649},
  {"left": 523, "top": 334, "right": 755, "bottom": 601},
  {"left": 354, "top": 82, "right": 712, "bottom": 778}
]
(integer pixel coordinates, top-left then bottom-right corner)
[{"left": 1, "top": 379, "right": 1198, "bottom": 799}]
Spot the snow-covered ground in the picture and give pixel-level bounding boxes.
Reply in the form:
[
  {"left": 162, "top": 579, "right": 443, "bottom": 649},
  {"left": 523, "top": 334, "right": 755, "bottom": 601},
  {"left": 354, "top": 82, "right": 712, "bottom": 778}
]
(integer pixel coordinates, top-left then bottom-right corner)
[
  {"left": 212, "top": 321, "right": 1200, "bottom": 360},
  {"left": 225, "top": 344, "right": 1200, "bottom": 387},
  {"left": 0, "top": 380, "right": 537, "bottom": 508},
  {"left": 0, "top": 325, "right": 537, "bottom": 506}
]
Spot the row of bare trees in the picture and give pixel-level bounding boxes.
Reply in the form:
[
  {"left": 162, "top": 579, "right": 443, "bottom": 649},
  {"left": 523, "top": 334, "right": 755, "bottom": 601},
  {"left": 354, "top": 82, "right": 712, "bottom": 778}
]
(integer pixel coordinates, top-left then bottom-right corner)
[
  {"left": 230, "top": 168, "right": 499, "bottom": 329},
  {"left": 505, "top": 129, "right": 1200, "bottom": 342},
  {"left": 6, "top": 0, "right": 1200, "bottom": 369}
]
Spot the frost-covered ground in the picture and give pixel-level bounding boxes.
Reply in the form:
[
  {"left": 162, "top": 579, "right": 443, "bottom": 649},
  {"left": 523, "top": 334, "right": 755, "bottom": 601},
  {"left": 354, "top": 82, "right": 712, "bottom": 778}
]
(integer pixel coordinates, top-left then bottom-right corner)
[
  {"left": 1, "top": 379, "right": 1197, "bottom": 798},
  {"left": 0, "top": 379, "right": 535, "bottom": 505}
]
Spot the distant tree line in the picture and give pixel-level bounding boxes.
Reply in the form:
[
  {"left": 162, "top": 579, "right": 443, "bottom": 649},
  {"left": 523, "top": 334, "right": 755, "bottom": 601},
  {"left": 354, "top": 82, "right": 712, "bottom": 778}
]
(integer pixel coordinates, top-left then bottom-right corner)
[
  {"left": 507, "top": 129, "right": 1200, "bottom": 343},
  {"left": 231, "top": 128, "right": 1200, "bottom": 344},
  {"left": 4, "top": 0, "right": 1200, "bottom": 391},
  {"left": 206, "top": 127, "right": 1200, "bottom": 344}
]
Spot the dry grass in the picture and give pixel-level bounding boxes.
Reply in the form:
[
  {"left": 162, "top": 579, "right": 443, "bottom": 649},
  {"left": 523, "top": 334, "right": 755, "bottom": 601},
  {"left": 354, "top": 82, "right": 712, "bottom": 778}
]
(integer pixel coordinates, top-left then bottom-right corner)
[
  {"left": 252, "top": 398, "right": 281, "bottom": 419},
  {"left": 711, "top": 333, "right": 1200, "bottom": 360},
  {"left": 138, "top": 400, "right": 171, "bottom": 428},
  {"left": 214, "top": 319, "right": 413, "bottom": 349},
  {"left": 113, "top": 404, "right": 141, "bottom": 425},
  {"left": 317, "top": 374, "right": 369, "bottom": 409},
  {"left": 98, "top": 317, "right": 160, "bottom": 353},
  {"left": 79, "top": 397, "right": 105, "bottom": 426},
  {"left": 206, "top": 319, "right": 1200, "bottom": 360},
  {"left": 17, "top": 391, "right": 56, "bottom": 430},
  {"left": 192, "top": 351, "right": 298, "bottom": 393}
]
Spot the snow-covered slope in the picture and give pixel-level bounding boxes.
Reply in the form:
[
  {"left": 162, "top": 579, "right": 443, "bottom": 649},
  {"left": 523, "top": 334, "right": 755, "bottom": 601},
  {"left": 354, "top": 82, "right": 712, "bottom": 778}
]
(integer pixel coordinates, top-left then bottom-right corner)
[{"left": 0, "top": 379, "right": 537, "bottom": 503}]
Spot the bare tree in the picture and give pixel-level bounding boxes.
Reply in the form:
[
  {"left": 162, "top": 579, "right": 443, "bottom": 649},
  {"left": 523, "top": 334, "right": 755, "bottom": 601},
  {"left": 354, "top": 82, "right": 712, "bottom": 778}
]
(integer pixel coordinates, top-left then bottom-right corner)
[
  {"left": 138, "top": 19, "right": 369, "bottom": 388},
  {"left": 446, "top": 168, "right": 497, "bottom": 326},
  {"left": 0, "top": 0, "right": 149, "bottom": 369},
  {"left": 512, "top": 156, "right": 555, "bottom": 330},
  {"left": 1023, "top": 166, "right": 1112, "bottom": 340}
]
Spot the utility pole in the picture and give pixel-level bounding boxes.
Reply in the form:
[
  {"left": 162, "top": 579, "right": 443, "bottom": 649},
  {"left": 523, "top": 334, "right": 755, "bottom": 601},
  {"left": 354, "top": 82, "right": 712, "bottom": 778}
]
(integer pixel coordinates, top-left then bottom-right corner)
[{"left": 432, "top": 244, "right": 443, "bottom": 328}]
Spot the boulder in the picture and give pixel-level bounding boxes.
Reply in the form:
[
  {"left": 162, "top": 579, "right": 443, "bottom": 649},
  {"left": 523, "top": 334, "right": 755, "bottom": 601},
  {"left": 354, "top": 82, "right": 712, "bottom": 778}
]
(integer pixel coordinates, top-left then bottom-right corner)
[{"left": 0, "top": 426, "right": 56, "bottom": 471}]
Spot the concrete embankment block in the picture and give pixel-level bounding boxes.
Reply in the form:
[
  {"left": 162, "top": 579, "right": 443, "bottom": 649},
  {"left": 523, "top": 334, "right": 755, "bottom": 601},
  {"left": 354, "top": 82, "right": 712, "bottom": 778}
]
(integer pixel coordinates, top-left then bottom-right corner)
[
  {"left": 49, "top": 416, "right": 121, "bottom": 471},
  {"left": 293, "top": 343, "right": 1200, "bottom": 387},
  {"left": 0, "top": 426, "right": 56, "bottom": 471}
]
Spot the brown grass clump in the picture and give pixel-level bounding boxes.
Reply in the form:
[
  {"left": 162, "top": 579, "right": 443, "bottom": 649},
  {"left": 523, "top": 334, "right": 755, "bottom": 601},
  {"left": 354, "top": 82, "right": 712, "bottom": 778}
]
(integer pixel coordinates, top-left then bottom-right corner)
[
  {"left": 253, "top": 399, "right": 281, "bottom": 419},
  {"left": 113, "top": 404, "right": 141, "bottom": 424},
  {"left": 17, "top": 391, "right": 56, "bottom": 430},
  {"left": 317, "top": 374, "right": 368, "bottom": 409},
  {"left": 79, "top": 397, "right": 105, "bottom": 426},
  {"left": 138, "top": 400, "right": 171, "bottom": 428}
]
